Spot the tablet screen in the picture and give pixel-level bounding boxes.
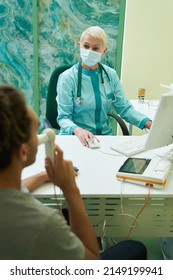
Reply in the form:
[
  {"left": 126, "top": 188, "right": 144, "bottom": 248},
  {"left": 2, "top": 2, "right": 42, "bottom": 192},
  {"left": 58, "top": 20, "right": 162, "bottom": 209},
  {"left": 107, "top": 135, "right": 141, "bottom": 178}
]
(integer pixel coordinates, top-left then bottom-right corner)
[{"left": 118, "top": 158, "right": 151, "bottom": 174}]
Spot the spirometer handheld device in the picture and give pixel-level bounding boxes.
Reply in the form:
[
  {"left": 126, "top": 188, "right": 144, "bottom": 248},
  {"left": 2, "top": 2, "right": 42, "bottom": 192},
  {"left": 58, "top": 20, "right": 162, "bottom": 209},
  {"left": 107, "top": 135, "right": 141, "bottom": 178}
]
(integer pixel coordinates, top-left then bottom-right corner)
[
  {"left": 37, "top": 128, "right": 56, "bottom": 164},
  {"left": 116, "top": 157, "right": 172, "bottom": 189}
]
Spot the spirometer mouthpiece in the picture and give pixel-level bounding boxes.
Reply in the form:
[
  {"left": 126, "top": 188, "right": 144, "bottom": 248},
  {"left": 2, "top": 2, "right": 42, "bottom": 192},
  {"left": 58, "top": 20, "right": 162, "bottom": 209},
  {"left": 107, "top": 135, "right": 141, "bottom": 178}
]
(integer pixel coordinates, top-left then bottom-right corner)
[
  {"left": 38, "top": 128, "right": 55, "bottom": 145},
  {"left": 37, "top": 128, "right": 56, "bottom": 164}
]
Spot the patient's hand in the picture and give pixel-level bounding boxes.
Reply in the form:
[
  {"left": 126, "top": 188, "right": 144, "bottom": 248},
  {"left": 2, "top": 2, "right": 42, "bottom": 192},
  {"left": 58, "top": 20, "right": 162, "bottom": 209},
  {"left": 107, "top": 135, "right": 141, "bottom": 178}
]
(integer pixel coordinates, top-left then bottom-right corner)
[{"left": 22, "top": 171, "right": 50, "bottom": 192}]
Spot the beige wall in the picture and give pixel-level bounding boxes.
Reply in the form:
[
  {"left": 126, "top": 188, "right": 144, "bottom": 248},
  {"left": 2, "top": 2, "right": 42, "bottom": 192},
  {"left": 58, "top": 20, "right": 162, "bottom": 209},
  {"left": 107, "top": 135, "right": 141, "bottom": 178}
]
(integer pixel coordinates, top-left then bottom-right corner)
[{"left": 121, "top": 0, "right": 173, "bottom": 101}]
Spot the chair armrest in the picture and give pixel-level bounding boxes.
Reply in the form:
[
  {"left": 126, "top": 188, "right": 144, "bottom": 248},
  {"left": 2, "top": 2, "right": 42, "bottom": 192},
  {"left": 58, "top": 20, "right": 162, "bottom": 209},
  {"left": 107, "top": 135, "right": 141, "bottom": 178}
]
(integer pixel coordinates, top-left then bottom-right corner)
[{"left": 107, "top": 113, "right": 129, "bottom": 135}]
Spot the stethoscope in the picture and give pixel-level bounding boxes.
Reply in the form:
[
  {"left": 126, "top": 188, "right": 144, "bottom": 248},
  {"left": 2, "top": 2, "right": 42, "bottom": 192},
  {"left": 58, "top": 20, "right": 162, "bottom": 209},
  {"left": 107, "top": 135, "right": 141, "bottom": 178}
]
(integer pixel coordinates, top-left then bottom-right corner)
[{"left": 76, "top": 61, "right": 113, "bottom": 105}]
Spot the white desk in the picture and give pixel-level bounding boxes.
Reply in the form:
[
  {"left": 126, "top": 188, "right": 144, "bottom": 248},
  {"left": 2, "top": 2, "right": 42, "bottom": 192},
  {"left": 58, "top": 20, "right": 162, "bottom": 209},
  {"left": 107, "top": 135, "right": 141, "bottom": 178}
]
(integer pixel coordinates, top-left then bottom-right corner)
[{"left": 22, "top": 135, "right": 173, "bottom": 237}]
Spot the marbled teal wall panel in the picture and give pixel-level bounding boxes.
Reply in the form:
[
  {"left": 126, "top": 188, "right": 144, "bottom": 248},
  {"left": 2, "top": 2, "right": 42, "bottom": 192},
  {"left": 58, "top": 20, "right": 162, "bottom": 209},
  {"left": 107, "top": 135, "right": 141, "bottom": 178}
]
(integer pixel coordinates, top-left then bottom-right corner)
[
  {"left": 38, "top": 0, "right": 121, "bottom": 125},
  {"left": 0, "top": 0, "right": 34, "bottom": 106},
  {"left": 0, "top": 0, "right": 121, "bottom": 130}
]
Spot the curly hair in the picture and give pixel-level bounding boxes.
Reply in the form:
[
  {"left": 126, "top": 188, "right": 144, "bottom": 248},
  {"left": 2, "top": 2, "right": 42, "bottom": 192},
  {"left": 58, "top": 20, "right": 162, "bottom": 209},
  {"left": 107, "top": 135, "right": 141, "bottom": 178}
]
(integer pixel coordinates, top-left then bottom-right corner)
[{"left": 0, "top": 85, "right": 31, "bottom": 170}]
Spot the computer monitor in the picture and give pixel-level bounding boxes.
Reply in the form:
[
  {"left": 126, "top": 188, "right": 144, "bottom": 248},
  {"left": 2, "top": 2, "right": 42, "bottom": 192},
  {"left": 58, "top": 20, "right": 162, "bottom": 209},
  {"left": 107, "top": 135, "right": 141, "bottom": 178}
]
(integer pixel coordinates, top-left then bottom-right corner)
[{"left": 145, "top": 93, "right": 173, "bottom": 150}]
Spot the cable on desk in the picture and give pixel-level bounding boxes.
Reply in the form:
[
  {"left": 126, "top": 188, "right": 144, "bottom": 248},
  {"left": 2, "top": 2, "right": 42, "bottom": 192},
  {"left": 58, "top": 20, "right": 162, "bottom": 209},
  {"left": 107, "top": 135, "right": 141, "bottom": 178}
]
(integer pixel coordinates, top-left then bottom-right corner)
[
  {"left": 153, "top": 146, "right": 173, "bottom": 163},
  {"left": 97, "top": 149, "right": 125, "bottom": 157}
]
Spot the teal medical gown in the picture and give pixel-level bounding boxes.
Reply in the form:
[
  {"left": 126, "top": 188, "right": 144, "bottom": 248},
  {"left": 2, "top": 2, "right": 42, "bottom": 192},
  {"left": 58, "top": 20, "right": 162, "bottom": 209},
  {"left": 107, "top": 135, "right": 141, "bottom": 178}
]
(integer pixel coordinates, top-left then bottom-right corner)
[{"left": 56, "top": 63, "right": 150, "bottom": 135}]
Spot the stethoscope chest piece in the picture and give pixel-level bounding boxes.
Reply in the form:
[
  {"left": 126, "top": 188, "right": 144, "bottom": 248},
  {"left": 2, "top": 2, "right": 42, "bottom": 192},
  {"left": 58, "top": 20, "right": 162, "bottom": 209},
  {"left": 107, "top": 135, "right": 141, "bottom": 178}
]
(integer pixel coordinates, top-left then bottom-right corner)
[{"left": 76, "top": 97, "right": 82, "bottom": 105}]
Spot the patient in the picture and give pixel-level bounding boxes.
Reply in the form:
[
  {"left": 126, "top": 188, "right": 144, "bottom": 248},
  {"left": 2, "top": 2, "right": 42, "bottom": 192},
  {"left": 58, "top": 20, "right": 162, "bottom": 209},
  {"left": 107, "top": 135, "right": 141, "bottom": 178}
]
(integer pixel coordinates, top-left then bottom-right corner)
[{"left": 0, "top": 84, "right": 147, "bottom": 260}]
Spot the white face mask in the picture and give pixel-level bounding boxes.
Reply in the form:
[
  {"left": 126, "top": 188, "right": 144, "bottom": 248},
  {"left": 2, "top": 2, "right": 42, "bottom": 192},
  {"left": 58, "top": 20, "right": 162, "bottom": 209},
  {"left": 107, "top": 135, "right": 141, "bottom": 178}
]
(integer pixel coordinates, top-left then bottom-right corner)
[{"left": 80, "top": 48, "right": 101, "bottom": 67}]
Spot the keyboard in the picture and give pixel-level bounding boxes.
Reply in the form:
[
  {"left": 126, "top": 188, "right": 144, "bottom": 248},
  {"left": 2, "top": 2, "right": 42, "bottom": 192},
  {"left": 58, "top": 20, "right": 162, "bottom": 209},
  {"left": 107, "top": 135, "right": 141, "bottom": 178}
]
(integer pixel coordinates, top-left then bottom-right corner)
[{"left": 110, "top": 134, "right": 148, "bottom": 156}]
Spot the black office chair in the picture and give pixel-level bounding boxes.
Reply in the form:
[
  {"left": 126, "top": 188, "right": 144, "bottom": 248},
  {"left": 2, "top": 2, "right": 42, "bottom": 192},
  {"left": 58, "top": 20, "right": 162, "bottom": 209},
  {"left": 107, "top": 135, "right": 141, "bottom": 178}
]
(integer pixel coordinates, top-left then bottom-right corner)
[{"left": 45, "top": 65, "right": 129, "bottom": 135}]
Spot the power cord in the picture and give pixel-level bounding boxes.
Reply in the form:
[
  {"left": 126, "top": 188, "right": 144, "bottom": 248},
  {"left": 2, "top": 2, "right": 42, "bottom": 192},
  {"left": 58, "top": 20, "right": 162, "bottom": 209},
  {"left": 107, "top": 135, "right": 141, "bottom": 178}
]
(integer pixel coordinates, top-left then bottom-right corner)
[
  {"left": 53, "top": 184, "right": 63, "bottom": 213},
  {"left": 97, "top": 148, "right": 126, "bottom": 157},
  {"left": 124, "top": 182, "right": 152, "bottom": 240},
  {"left": 98, "top": 180, "right": 152, "bottom": 248}
]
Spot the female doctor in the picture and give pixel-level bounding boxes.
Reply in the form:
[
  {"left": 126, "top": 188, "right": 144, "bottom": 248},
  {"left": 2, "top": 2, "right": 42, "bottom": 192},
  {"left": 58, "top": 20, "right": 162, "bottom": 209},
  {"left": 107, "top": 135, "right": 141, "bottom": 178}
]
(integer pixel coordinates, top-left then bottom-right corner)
[{"left": 56, "top": 26, "right": 152, "bottom": 147}]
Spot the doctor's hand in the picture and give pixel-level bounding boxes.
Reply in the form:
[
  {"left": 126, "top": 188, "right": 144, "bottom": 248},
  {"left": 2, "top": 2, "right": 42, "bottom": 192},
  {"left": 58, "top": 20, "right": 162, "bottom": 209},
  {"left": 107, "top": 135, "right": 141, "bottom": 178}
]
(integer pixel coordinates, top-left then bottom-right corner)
[
  {"left": 144, "top": 120, "right": 152, "bottom": 129},
  {"left": 73, "top": 127, "right": 95, "bottom": 147}
]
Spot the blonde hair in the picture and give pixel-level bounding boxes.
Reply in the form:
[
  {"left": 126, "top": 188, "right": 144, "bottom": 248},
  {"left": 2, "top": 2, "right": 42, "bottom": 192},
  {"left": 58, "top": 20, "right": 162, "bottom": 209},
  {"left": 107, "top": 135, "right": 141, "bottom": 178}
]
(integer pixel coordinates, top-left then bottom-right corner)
[{"left": 80, "top": 26, "right": 107, "bottom": 48}]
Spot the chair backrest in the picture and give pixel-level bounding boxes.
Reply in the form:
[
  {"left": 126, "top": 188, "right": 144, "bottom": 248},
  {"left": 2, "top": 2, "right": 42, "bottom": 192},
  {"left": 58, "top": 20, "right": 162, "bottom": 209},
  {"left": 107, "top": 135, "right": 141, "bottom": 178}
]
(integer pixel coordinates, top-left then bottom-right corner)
[{"left": 46, "top": 65, "right": 73, "bottom": 129}]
